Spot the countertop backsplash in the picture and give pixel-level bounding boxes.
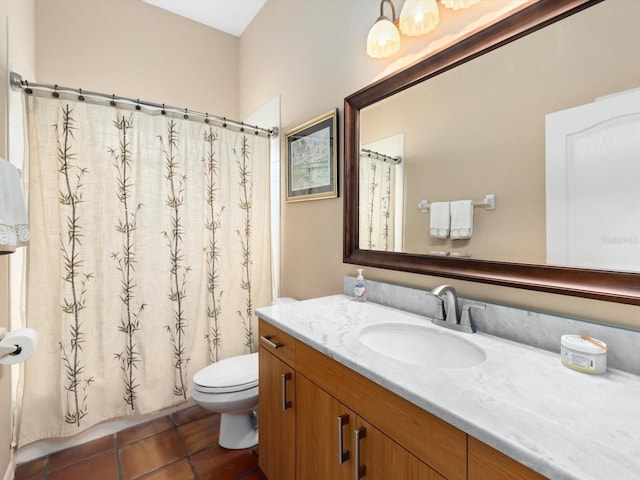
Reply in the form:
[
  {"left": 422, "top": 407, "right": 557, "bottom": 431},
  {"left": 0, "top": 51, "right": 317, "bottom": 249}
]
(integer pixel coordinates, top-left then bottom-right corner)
[{"left": 344, "top": 276, "right": 640, "bottom": 375}]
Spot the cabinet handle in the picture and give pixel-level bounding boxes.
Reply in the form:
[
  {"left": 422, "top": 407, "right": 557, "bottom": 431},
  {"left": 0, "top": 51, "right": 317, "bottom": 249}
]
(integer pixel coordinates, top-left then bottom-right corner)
[
  {"left": 261, "top": 335, "right": 282, "bottom": 349},
  {"left": 281, "top": 372, "right": 292, "bottom": 411},
  {"left": 354, "top": 426, "right": 367, "bottom": 479},
  {"left": 337, "top": 414, "right": 350, "bottom": 464}
]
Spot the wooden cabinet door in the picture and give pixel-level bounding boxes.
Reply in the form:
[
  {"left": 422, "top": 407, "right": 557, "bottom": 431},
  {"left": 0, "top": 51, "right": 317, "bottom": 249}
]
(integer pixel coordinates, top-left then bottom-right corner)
[
  {"left": 354, "top": 417, "right": 446, "bottom": 480},
  {"left": 296, "top": 375, "right": 353, "bottom": 480},
  {"left": 258, "top": 347, "right": 296, "bottom": 480}
]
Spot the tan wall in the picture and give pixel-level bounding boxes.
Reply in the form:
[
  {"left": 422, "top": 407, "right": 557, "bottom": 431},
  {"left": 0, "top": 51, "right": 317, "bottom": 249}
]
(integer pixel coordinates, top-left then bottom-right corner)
[
  {"left": 1, "top": 1, "right": 36, "bottom": 476},
  {"left": 35, "top": 0, "right": 239, "bottom": 117},
  {"left": 240, "top": 1, "right": 640, "bottom": 329}
]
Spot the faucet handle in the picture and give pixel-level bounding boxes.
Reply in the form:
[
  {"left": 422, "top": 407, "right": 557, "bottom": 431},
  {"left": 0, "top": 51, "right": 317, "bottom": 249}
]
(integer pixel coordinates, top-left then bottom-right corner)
[
  {"left": 431, "top": 295, "right": 445, "bottom": 322},
  {"left": 460, "top": 303, "right": 486, "bottom": 332}
]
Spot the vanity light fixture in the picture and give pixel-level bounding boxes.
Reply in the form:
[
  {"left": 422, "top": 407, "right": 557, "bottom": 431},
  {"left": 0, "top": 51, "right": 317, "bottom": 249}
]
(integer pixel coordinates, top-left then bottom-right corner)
[
  {"left": 367, "top": 0, "right": 479, "bottom": 59},
  {"left": 399, "top": 0, "right": 439, "bottom": 37},
  {"left": 366, "top": 0, "right": 401, "bottom": 58}
]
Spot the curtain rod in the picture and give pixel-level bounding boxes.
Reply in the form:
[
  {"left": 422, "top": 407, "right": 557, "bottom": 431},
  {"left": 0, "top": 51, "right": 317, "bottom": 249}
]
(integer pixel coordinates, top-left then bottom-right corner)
[
  {"left": 360, "top": 148, "right": 402, "bottom": 165},
  {"left": 9, "top": 71, "right": 278, "bottom": 138}
]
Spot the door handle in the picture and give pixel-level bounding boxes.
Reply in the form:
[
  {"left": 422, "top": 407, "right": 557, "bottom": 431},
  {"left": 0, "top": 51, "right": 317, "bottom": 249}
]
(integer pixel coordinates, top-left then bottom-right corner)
[
  {"left": 261, "top": 335, "right": 282, "bottom": 349},
  {"left": 281, "top": 372, "right": 292, "bottom": 410},
  {"left": 354, "top": 426, "right": 367, "bottom": 479},
  {"left": 337, "top": 414, "right": 350, "bottom": 464}
]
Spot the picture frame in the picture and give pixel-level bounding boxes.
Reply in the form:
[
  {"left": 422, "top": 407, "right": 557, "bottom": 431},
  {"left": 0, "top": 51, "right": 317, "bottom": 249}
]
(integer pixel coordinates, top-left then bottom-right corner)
[{"left": 285, "top": 109, "right": 338, "bottom": 202}]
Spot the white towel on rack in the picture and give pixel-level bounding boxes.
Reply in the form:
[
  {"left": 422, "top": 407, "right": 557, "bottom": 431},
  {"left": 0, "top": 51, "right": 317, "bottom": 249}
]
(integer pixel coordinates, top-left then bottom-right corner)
[
  {"left": 450, "top": 200, "right": 474, "bottom": 240},
  {"left": 0, "top": 158, "right": 30, "bottom": 253},
  {"left": 430, "top": 202, "right": 450, "bottom": 238}
]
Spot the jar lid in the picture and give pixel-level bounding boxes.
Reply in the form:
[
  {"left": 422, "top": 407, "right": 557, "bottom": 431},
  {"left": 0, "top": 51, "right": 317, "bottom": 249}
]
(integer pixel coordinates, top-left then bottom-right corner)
[{"left": 561, "top": 334, "right": 607, "bottom": 354}]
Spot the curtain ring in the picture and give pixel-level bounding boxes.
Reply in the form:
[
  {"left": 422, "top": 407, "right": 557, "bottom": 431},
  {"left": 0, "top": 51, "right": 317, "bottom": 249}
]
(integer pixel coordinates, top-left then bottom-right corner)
[
  {"left": 135, "top": 99, "right": 141, "bottom": 111},
  {"left": 254, "top": 125, "right": 259, "bottom": 136},
  {"left": 240, "top": 121, "right": 245, "bottom": 133},
  {"left": 183, "top": 108, "right": 188, "bottom": 120},
  {"left": 161, "top": 104, "right": 166, "bottom": 115},
  {"left": 204, "top": 113, "right": 210, "bottom": 124},
  {"left": 110, "top": 94, "right": 116, "bottom": 107},
  {"left": 222, "top": 117, "right": 227, "bottom": 128},
  {"left": 25, "top": 80, "right": 32, "bottom": 95},
  {"left": 52, "top": 84, "right": 59, "bottom": 98},
  {"left": 78, "top": 88, "right": 85, "bottom": 102}
]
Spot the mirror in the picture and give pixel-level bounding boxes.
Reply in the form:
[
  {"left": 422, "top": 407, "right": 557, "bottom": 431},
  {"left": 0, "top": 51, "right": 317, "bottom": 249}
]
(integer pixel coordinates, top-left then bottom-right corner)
[{"left": 344, "top": 0, "right": 640, "bottom": 305}]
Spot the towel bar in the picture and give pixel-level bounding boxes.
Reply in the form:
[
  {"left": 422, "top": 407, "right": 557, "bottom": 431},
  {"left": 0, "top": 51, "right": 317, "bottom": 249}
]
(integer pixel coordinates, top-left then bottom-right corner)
[{"left": 418, "top": 194, "right": 495, "bottom": 213}]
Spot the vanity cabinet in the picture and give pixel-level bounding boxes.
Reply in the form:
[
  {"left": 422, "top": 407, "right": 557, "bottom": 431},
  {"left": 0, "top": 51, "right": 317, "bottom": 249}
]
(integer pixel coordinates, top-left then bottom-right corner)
[
  {"left": 296, "top": 367, "right": 445, "bottom": 480},
  {"left": 293, "top": 327, "right": 467, "bottom": 480},
  {"left": 259, "top": 319, "right": 546, "bottom": 480},
  {"left": 258, "top": 322, "right": 297, "bottom": 480}
]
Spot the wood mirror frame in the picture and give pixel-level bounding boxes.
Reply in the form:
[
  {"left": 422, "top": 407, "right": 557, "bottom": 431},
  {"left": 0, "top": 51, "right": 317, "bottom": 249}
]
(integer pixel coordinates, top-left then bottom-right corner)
[{"left": 344, "top": 0, "right": 640, "bottom": 306}]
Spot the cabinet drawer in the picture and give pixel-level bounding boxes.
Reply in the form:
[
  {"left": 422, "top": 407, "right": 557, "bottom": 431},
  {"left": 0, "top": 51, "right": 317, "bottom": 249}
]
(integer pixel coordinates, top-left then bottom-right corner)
[
  {"left": 468, "top": 436, "right": 547, "bottom": 480},
  {"left": 259, "top": 319, "right": 296, "bottom": 366},
  {"left": 295, "top": 339, "right": 467, "bottom": 480}
]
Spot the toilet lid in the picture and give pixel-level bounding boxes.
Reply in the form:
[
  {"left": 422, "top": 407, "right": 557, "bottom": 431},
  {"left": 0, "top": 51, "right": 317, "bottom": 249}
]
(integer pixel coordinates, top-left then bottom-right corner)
[{"left": 193, "top": 352, "right": 258, "bottom": 394}]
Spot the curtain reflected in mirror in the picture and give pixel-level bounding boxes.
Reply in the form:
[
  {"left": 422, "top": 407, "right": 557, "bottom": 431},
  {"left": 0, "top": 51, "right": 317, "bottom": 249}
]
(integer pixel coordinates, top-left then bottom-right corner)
[{"left": 359, "top": 135, "right": 404, "bottom": 252}]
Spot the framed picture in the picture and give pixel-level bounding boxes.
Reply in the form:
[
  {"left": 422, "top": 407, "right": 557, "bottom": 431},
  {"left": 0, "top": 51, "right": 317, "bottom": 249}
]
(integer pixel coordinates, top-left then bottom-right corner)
[{"left": 285, "top": 109, "right": 338, "bottom": 202}]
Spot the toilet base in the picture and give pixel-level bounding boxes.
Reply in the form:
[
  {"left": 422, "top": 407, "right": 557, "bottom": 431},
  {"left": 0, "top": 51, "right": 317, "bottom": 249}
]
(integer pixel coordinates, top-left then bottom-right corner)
[{"left": 219, "top": 411, "right": 258, "bottom": 449}]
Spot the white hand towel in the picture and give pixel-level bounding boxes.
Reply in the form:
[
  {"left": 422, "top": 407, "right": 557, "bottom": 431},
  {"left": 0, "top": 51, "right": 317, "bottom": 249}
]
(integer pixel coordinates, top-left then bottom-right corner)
[
  {"left": 429, "top": 202, "right": 450, "bottom": 239},
  {"left": 450, "top": 200, "right": 474, "bottom": 240},
  {"left": 0, "top": 158, "right": 30, "bottom": 253}
]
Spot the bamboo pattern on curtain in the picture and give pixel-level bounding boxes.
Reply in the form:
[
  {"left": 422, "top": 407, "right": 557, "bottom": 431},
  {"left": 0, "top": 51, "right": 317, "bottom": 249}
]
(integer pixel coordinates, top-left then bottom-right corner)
[
  {"left": 359, "top": 157, "right": 395, "bottom": 251},
  {"left": 20, "top": 95, "right": 271, "bottom": 444}
]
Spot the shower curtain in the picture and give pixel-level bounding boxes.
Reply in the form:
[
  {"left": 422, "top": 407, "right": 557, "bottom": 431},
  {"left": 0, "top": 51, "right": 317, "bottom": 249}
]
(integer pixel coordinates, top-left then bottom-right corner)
[
  {"left": 19, "top": 94, "right": 272, "bottom": 445},
  {"left": 359, "top": 157, "right": 396, "bottom": 252}
]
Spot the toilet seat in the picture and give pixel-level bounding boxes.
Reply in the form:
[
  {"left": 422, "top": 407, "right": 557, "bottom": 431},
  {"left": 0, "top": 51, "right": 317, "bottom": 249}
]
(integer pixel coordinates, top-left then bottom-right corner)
[{"left": 193, "top": 352, "right": 258, "bottom": 394}]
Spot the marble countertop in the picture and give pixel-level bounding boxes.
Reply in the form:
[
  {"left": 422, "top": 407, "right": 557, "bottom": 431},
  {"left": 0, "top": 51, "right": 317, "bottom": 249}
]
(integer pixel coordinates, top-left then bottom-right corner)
[{"left": 256, "top": 295, "right": 640, "bottom": 480}]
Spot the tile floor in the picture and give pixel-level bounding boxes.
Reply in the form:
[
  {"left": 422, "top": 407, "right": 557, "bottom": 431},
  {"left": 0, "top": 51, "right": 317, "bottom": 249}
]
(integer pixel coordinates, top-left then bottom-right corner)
[{"left": 14, "top": 405, "right": 267, "bottom": 480}]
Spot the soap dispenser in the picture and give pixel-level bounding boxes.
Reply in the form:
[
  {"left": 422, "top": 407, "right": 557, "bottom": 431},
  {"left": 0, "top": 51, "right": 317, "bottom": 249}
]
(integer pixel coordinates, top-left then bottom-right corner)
[{"left": 354, "top": 268, "right": 367, "bottom": 302}]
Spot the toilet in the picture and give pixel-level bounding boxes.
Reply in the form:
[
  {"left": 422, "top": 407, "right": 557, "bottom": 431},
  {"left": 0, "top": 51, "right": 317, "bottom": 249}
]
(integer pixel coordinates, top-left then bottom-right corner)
[
  {"left": 191, "top": 297, "right": 297, "bottom": 449},
  {"left": 192, "top": 352, "right": 259, "bottom": 449}
]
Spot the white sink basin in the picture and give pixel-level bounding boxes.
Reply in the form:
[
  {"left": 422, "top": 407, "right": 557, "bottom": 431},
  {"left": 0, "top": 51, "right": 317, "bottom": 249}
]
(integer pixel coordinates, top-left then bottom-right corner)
[{"left": 358, "top": 322, "right": 486, "bottom": 369}]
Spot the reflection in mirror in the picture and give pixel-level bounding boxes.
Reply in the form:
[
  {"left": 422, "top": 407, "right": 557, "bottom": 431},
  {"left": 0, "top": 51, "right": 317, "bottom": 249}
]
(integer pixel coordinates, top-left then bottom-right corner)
[
  {"left": 546, "top": 88, "right": 640, "bottom": 272},
  {"left": 344, "top": 0, "right": 640, "bottom": 305},
  {"left": 358, "top": 0, "right": 640, "bottom": 270},
  {"left": 359, "top": 135, "right": 405, "bottom": 252}
]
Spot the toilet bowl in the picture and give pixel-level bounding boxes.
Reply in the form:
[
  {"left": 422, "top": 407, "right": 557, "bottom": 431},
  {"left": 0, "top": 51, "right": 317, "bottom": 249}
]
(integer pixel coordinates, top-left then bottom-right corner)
[
  {"left": 192, "top": 352, "right": 259, "bottom": 449},
  {"left": 192, "top": 297, "right": 298, "bottom": 449}
]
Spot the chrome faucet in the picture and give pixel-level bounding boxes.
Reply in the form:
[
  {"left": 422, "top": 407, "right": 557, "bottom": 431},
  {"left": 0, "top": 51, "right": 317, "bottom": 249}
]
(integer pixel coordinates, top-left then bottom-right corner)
[
  {"left": 430, "top": 284, "right": 483, "bottom": 334},
  {"left": 431, "top": 285, "right": 459, "bottom": 325}
]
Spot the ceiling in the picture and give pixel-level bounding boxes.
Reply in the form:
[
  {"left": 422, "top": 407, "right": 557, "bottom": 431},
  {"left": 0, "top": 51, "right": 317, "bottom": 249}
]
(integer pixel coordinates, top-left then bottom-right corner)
[{"left": 142, "top": 0, "right": 267, "bottom": 37}]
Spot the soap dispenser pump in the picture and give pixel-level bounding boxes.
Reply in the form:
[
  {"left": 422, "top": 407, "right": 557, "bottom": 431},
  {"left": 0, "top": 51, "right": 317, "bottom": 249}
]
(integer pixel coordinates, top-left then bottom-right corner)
[{"left": 354, "top": 268, "right": 367, "bottom": 302}]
